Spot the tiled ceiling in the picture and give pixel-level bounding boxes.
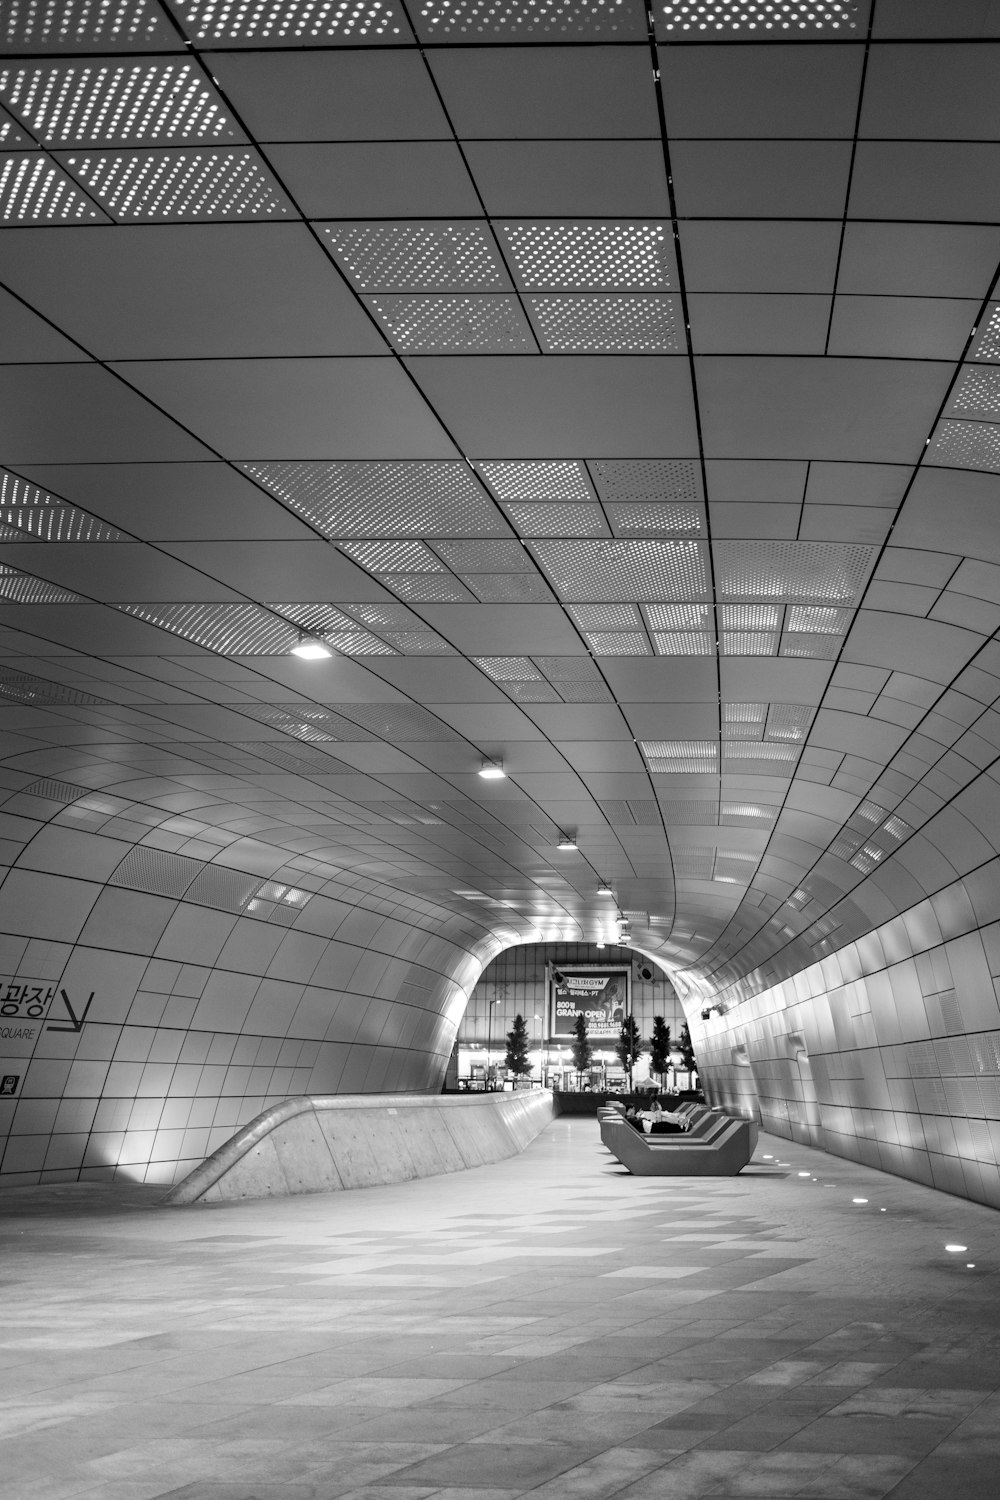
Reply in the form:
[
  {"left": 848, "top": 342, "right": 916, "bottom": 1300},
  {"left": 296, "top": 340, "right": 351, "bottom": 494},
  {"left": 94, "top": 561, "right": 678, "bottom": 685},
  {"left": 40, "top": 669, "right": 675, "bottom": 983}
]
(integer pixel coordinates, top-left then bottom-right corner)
[{"left": 2, "top": 0, "right": 1000, "bottom": 996}]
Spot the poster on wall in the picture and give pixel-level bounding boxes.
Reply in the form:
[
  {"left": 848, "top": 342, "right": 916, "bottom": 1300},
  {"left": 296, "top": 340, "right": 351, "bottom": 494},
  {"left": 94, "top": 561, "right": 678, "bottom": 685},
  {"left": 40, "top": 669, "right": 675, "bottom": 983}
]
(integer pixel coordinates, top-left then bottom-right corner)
[{"left": 548, "top": 966, "right": 630, "bottom": 1043}]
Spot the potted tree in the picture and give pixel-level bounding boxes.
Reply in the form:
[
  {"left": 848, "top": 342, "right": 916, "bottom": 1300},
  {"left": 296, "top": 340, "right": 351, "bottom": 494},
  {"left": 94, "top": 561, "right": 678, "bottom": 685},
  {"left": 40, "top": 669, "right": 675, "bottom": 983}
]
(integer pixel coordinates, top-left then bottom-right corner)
[
  {"left": 615, "top": 1015, "right": 643, "bottom": 1094},
  {"left": 571, "top": 1012, "right": 592, "bottom": 1090},
  {"left": 648, "top": 1015, "right": 671, "bottom": 1093},
  {"left": 505, "top": 1013, "right": 533, "bottom": 1088}
]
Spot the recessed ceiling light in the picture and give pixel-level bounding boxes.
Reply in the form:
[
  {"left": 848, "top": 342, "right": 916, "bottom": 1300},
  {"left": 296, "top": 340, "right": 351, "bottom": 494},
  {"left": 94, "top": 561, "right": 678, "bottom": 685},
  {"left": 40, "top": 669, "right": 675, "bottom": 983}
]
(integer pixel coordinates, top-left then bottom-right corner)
[
  {"left": 556, "top": 835, "right": 577, "bottom": 850},
  {"left": 291, "top": 633, "right": 332, "bottom": 659},
  {"left": 479, "top": 762, "right": 506, "bottom": 779},
  {"left": 945, "top": 1244, "right": 968, "bottom": 1253}
]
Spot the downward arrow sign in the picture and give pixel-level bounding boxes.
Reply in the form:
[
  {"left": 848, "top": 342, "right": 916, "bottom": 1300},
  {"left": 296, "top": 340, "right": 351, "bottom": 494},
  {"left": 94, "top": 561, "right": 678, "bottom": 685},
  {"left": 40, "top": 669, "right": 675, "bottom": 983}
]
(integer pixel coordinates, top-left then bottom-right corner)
[{"left": 46, "top": 990, "right": 94, "bottom": 1034}]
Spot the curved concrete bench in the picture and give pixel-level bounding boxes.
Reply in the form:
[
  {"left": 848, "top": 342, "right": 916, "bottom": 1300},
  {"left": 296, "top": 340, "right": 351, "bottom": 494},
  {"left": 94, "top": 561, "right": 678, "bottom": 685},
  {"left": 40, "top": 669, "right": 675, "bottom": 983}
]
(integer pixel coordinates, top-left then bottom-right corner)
[
  {"left": 599, "top": 1108, "right": 758, "bottom": 1176},
  {"left": 162, "top": 1090, "right": 556, "bottom": 1205}
]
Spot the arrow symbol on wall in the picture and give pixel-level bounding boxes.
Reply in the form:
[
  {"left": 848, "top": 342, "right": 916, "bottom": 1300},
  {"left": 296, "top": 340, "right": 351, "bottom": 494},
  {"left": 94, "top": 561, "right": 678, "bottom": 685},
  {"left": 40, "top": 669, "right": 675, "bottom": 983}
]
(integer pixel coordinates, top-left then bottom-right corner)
[{"left": 46, "top": 990, "right": 94, "bottom": 1034}]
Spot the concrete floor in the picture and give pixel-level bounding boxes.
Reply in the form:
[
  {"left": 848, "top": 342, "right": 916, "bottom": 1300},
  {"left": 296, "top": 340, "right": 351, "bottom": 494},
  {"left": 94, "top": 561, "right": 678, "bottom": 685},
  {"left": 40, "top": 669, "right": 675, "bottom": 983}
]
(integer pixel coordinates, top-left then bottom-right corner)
[{"left": 2, "top": 1119, "right": 1000, "bottom": 1500}]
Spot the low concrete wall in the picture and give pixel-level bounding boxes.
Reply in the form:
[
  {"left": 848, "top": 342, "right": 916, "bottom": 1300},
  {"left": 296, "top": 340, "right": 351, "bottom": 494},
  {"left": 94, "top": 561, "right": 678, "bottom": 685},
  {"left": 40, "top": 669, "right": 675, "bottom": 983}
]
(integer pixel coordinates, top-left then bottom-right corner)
[{"left": 161, "top": 1090, "right": 557, "bottom": 1205}]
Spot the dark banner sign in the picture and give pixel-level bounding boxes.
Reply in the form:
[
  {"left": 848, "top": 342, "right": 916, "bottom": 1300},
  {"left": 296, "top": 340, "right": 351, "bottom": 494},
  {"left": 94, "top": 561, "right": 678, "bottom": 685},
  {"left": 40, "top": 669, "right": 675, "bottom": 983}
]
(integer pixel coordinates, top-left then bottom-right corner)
[{"left": 549, "top": 967, "right": 630, "bottom": 1042}]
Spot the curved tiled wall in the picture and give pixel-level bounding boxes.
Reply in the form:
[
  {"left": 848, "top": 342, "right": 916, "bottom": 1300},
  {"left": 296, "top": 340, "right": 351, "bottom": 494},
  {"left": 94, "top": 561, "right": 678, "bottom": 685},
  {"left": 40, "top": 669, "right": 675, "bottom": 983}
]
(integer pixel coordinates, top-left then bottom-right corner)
[{"left": 0, "top": 776, "right": 511, "bottom": 1186}]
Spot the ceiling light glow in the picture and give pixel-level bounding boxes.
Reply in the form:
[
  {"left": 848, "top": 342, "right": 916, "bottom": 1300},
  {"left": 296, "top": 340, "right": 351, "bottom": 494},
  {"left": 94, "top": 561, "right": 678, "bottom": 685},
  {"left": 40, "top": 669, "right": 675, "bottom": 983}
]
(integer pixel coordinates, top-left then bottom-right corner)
[
  {"left": 556, "top": 835, "right": 577, "bottom": 850},
  {"left": 479, "top": 762, "right": 506, "bottom": 779},
  {"left": 291, "top": 634, "right": 332, "bottom": 659}
]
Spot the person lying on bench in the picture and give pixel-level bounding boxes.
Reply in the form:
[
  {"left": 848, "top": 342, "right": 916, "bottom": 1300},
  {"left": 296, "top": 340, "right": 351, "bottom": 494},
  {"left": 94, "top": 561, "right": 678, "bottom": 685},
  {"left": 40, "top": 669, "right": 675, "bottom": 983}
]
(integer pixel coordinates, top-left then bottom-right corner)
[{"left": 642, "top": 1100, "right": 689, "bottom": 1134}]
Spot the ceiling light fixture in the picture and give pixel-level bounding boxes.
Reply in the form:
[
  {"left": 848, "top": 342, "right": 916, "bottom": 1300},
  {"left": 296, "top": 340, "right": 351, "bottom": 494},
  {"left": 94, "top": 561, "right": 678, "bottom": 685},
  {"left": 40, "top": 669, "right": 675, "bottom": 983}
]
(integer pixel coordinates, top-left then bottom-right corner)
[
  {"left": 290, "top": 631, "right": 332, "bottom": 660},
  {"left": 479, "top": 761, "right": 506, "bottom": 780},
  {"left": 597, "top": 884, "right": 614, "bottom": 896},
  {"left": 556, "top": 834, "right": 577, "bottom": 851}
]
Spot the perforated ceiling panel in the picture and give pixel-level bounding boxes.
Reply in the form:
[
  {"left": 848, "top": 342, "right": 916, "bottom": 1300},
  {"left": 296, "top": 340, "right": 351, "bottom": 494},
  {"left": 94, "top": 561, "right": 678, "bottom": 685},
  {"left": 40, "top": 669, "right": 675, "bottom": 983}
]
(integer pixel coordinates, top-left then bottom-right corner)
[
  {"left": 0, "top": 566, "right": 85, "bottom": 604},
  {"left": 715, "top": 542, "right": 875, "bottom": 604},
  {"left": 0, "top": 62, "right": 236, "bottom": 146},
  {"left": 606, "top": 502, "right": 703, "bottom": 536},
  {"left": 0, "top": 470, "right": 125, "bottom": 541},
  {"left": 465, "top": 574, "right": 553, "bottom": 603},
  {"left": 568, "top": 602, "right": 641, "bottom": 628},
  {"left": 432, "top": 540, "right": 531, "bottom": 572},
  {"left": 476, "top": 460, "right": 592, "bottom": 502},
  {"left": 323, "top": 223, "right": 506, "bottom": 292},
  {"left": 3, "top": 0, "right": 175, "bottom": 51},
  {"left": 656, "top": 0, "right": 862, "bottom": 35},
  {"left": 584, "top": 631, "right": 650, "bottom": 656},
  {"left": 239, "top": 461, "right": 506, "bottom": 538},
  {"left": 644, "top": 741, "right": 718, "bottom": 774},
  {"left": 382, "top": 575, "right": 476, "bottom": 602},
  {"left": 973, "top": 306, "right": 1000, "bottom": 362},
  {"left": 0, "top": 668, "right": 109, "bottom": 707},
  {"left": 117, "top": 602, "right": 300, "bottom": 654},
  {"left": 235, "top": 703, "right": 372, "bottom": 742},
  {"left": 335, "top": 702, "right": 462, "bottom": 742},
  {"left": 64, "top": 148, "right": 290, "bottom": 220},
  {"left": 654, "top": 631, "right": 713, "bottom": 656},
  {"left": 167, "top": 0, "right": 410, "bottom": 43},
  {"left": 526, "top": 295, "right": 681, "bottom": 353},
  {"left": 365, "top": 295, "right": 535, "bottom": 354},
  {"left": 504, "top": 503, "right": 608, "bottom": 537},
  {"left": 952, "top": 367, "right": 1000, "bottom": 420},
  {"left": 0, "top": 153, "right": 106, "bottom": 220},
  {"left": 340, "top": 540, "right": 444, "bottom": 573},
  {"left": 931, "top": 421, "right": 1000, "bottom": 472},
  {"left": 532, "top": 539, "right": 710, "bottom": 601},
  {"left": 499, "top": 222, "right": 674, "bottom": 290},
  {"left": 589, "top": 458, "right": 702, "bottom": 504}
]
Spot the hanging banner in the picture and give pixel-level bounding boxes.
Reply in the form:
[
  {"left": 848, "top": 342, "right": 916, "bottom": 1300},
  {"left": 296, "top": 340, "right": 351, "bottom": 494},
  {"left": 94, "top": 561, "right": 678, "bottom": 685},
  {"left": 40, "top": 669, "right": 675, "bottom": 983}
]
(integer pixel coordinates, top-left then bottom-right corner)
[{"left": 548, "top": 966, "right": 630, "bottom": 1042}]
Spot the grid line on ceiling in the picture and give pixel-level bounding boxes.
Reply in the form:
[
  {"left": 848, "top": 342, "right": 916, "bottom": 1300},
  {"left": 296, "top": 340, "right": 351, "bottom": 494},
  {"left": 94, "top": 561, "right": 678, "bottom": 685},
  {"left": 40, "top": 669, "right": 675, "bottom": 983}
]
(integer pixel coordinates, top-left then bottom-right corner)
[
  {"left": 0, "top": 153, "right": 106, "bottom": 221},
  {"left": 117, "top": 602, "right": 301, "bottom": 654},
  {"left": 238, "top": 461, "right": 507, "bottom": 539},
  {"left": 3, "top": 0, "right": 175, "bottom": 50},
  {"left": 365, "top": 294, "right": 534, "bottom": 354},
  {"left": 714, "top": 541, "right": 874, "bottom": 604},
  {"left": 498, "top": 222, "right": 673, "bottom": 290},
  {"left": 0, "top": 62, "right": 236, "bottom": 147},
  {"left": 166, "top": 0, "right": 411, "bottom": 42},
  {"left": 930, "top": 421, "right": 1000, "bottom": 473},
  {"left": 322, "top": 222, "right": 507, "bottom": 292},
  {"left": 0, "top": 566, "right": 86, "bottom": 604},
  {"left": 655, "top": 1, "right": 863, "bottom": 35},
  {"left": 0, "top": 469, "right": 125, "bottom": 542},
  {"left": 531, "top": 538, "right": 710, "bottom": 601},
  {"left": 526, "top": 295, "right": 681, "bottom": 353},
  {"left": 476, "top": 460, "right": 592, "bottom": 502},
  {"left": 62, "top": 148, "right": 290, "bottom": 220}
]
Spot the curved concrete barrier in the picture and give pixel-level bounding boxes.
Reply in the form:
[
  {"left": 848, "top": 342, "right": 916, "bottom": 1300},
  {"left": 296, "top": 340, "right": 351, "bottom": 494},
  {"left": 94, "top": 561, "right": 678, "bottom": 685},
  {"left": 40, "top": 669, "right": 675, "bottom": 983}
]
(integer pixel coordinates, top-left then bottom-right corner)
[{"left": 162, "top": 1089, "right": 557, "bottom": 1205}]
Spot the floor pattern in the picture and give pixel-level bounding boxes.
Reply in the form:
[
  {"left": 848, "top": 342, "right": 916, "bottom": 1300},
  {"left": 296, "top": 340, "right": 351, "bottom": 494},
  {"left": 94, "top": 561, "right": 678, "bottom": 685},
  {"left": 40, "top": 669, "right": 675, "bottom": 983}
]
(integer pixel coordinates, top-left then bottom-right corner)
[{"left": 2, "top": 1119, "right": 1000, "bottom": 1499}]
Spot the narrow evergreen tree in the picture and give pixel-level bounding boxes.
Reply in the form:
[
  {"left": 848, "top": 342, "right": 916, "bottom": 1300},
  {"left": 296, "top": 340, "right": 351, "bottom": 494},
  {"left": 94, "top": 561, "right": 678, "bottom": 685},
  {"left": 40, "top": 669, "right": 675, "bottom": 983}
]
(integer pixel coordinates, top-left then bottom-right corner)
[
  {"left": 504, "top": 1013, "right": 532, "bottom": 1077},
  {"left": 570, "top": 1012, "right": 592, "bottom": 1085},
  {"left": 649, "top": 1015, "right": 671, "bottom": 1087},
  {"left": 615, "top": 1015, "right": 643, "bottom": 1091},
  {"left": 679, "top": 1021, "right": 696, "bottom": 1079}
]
